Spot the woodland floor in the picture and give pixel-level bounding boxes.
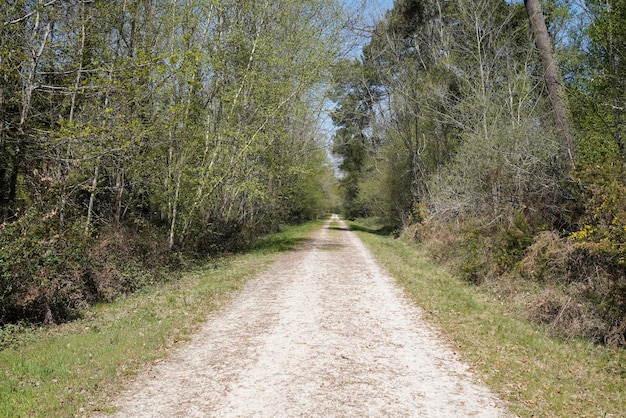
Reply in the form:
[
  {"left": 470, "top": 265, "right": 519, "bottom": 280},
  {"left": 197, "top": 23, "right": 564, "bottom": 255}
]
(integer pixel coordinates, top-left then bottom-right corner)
[{"left": 95, "top": 216, "right": 511, "bottom": 417}]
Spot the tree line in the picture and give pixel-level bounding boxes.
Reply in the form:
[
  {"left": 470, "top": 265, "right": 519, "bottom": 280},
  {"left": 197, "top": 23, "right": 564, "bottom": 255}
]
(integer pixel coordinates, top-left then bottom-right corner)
[
  {"left": 0, "top": 0, "right": 343, "bottom": 324},
  {"left": 331, "top": 0, "right": 626, "bottom": 345}
]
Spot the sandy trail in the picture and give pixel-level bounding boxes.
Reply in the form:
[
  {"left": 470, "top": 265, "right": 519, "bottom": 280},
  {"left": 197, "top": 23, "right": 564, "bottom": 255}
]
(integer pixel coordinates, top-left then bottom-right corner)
[{"left": 101, "top": 217, "right": 510, "bottom": 417}]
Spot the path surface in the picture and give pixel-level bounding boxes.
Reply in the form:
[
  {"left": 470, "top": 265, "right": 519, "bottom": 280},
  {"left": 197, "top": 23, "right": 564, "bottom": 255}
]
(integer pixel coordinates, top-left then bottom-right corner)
[{"left": 102, "top": 217, "right": 510, "bottom": 417}]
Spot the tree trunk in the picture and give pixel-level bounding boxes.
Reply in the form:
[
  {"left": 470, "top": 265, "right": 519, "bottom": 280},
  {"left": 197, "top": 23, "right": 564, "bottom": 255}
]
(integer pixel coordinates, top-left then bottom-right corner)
[
  {"left": 0, "top": 83, "right": 7, "bottom": 219},
  {"left": 524, "top": 0, "right": 574, "bottom": 165},
  {"left": 168, "top": 171, "right": 181, "bottom": 250},
  {"left": 84, "top": 163, "right": 99, "bottom": 235}
]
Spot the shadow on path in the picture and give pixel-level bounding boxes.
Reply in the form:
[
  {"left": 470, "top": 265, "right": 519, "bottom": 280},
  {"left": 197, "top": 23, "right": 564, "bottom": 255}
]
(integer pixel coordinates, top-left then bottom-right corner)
[
  {"left": 326, "top": 226, "right": 350, "bottom": 232},
  {"left": 342, "top": 223, "right": 398, "bottom": 237},
  {"left": 246, "top": 236, "right": 309, "bottom": 254}
]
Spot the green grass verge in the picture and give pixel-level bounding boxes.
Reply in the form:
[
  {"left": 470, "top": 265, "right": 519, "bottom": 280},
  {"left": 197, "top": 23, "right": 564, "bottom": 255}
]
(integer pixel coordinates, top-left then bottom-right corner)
[
  {"left": 348, "top": 220, "right": 626, "bottom": 417},
  {"left": 0, "top": 220, "right": 323, "bottom": 418}
]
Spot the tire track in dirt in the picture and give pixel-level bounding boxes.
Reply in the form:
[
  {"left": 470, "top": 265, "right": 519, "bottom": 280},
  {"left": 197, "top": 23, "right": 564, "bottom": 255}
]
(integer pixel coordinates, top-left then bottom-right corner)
[{"left": 100, "top": 217, "right": 511, "bottom": 417}]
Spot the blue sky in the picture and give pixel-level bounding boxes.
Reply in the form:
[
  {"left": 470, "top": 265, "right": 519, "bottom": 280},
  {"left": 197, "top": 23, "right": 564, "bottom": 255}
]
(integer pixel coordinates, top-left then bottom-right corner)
[
  {"left": 363, "top": 0, "right": 395, "bottom": 14},
  {"left": 338, "top": 0, "right": 395, "bottom": 56},
  {"left": 342, "top": 0, "right": 395, "bottom": 26}
]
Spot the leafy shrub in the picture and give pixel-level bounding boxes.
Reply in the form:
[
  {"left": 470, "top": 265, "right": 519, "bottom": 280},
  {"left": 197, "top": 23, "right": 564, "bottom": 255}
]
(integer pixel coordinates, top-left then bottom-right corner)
[
  {"left": 518, "top": 231, "right": 571, "bottom": 282},
  {"left": 0, "top": 208, "right": 90, "bottom": 325},
  {"left": 562, "top": 162, "right": 626, "bottom": 345},
  {"left": 496, "top": 210, "right": 536, "bottom": 271},
  {"left": 412, "top": 210, "right": 626, "bottom": 346},
  {"left": 0, "top": 208, "right": 172, "bottom": 326},
  {"left": 459, "top": 226, "right": 492, "bottom": 285},
  {"left": 571, "top": 177, "right": 626, "bottom": 265},
  {"left": 412, "top": 217, "right": 499, "bottom": 285}
]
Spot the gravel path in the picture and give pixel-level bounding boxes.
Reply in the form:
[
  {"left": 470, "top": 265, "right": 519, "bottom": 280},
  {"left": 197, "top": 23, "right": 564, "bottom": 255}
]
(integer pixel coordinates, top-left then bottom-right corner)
[{"left": 102, "top": 217, "right": 510, "bottom": 417}]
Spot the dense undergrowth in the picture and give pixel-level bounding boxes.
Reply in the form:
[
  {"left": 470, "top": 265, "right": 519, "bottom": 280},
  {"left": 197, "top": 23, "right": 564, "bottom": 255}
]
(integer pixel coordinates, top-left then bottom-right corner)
[
  {"left": 0, "top": 213, "right": 171, "bottom": 327},
  {"left": 0, "top": 208, "right": 309, "bottom": 328},
  {"left": 397, "top": 212, "right": 626, "bottom": 347}
]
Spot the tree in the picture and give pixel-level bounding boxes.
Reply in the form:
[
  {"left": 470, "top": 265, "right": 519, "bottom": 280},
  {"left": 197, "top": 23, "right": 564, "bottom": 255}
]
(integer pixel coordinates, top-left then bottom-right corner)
[
  {"left": 330, "top": 58, "right": 380, "bottom": 219},
  {"left": 524, "top": 0, "right": 575, "bottom": 164},
  {"left": 565, "top": 0, "right": 626, "bottom": 266},
  {"left": 1, "top": 0, "right": 346, "bottom": 325},
  {"left": 0, "top": 1, "right": 27, "bottom": 220},
  {"left": 331, "top": 0, "right": 567, "bottom": 227}
]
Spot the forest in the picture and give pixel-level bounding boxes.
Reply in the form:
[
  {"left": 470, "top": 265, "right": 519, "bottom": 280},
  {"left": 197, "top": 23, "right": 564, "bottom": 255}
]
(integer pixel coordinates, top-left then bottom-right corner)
[
  {"left": 0, "top": 0, "right": 342, "bottom": 325},
  {"left": 1, "top": 0, "right": 626, "bottom": 346},
  {"left": 332, "top": 0, "right": 626, "bottom": 345}
]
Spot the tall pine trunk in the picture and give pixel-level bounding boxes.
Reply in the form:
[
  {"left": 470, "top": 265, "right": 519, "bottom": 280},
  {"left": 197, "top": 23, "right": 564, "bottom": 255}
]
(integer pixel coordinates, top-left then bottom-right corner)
[{"left": 524, "top": 0, "right": 574, "bottom": 165}]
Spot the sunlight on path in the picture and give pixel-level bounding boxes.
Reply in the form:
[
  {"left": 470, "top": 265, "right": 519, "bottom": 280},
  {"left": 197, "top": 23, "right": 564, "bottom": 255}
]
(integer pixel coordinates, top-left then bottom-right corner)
[{"left": 100, "top": 218, "right": 511, "bottom": 417}]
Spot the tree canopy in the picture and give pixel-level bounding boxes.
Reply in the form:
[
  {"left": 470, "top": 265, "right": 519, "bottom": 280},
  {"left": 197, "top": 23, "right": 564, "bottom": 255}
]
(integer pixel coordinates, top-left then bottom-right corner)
[{"left": 0, "top": 0, "right": 344, "bottom": 324}]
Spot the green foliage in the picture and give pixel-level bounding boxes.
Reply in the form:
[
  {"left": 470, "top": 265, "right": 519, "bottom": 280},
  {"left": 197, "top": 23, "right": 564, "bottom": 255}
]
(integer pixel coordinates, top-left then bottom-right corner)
[
  {"left": 0, "top": 0, "right": 344, "bottom": 325},
  {"left": 570, "top": 153, "right": 626, "bottom": 334},
  {"left": 458, "top": 231, "right": 492, "bottom": 285},
  {"left": 567, "top": 0, "right": 626, "bottom": 271},
  {"left": 331, "top": 0, "right": 571, "bottom": 230},
  {"left": 571, "top": 162, "right": 626, "bottom": 265},
  {"left": 497, "top": 209, "right": 538, "bottom": 271},
  {"left": 583, "top": 0, "right": 626, "bottom": 154},
  {"left": 330, "top": 58, "right": 380, "bottom": 219},
  {"left": 518, "top": 231, "right": 572, "bottom": 283},
  {"left": 568, "top": 0, "right": 626, "bottom": 295},
  {"left": 0, "top": 209, "right": 89, "bottom": 325},
  {"left": 563, "top": 2, "right": 626, "bottom": 338}
]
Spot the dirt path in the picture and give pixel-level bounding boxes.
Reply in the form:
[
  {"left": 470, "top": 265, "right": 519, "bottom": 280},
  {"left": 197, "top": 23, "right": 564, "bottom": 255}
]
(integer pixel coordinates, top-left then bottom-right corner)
[{"left": 101, "top": 217, "right": 510, "bottom": 417}]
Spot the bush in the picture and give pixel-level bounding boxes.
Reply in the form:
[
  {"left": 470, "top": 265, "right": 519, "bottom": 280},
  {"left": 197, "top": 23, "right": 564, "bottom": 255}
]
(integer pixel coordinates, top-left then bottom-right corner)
[
  {"left": 526, "top": 287, "right": 607, "bottom": 342},
  {"left": 568, "top": 247, "right": 626, "bottom": 345},
  {"left": 410, "top": 217, "right": 499, "bottom": 285},
  {"left": 411, "top": 212, "right": 626, "bottom": 346},
  {"left": 0, "top": 209, "right": 172, "bottom": 326},
  {"left": 89, "top": 223, "right": 172, "bottom": 295},
  {"left": 496, "top": 217, "right": 532, "bottom": 271},
  {"left": 0, "top": 209, "right": 91, "bottom": 325},
  {"left": 518, "top": 231, "right": 571, "bottom": 282}
]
